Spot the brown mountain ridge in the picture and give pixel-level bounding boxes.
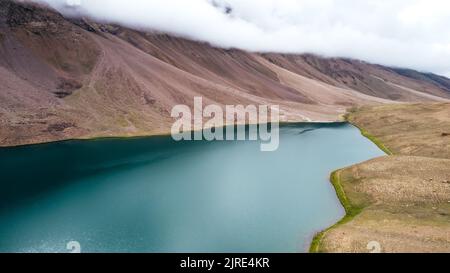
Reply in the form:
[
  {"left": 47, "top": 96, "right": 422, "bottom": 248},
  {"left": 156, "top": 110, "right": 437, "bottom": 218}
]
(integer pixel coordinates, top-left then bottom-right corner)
[{"left": 1, "top": 0, "right": 449, "bottom": 146}]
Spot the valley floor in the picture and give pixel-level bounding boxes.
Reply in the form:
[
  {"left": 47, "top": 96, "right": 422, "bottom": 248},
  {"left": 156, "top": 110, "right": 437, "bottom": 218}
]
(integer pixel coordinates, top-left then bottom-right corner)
[{"left": 311, "top": 103, "right": 450, "bottom": 253}]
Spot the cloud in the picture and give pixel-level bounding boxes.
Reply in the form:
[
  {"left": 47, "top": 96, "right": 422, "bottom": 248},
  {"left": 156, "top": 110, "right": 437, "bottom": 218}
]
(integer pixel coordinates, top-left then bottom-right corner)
[{"left": 32, "top": 0, "right": 450, "bottom": 76}]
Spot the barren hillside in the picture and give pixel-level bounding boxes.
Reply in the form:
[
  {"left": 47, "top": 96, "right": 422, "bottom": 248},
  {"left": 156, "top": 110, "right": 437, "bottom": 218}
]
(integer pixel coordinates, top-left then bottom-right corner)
[{"left": 1, "top": 0, "right": 449, "bottom": 146}]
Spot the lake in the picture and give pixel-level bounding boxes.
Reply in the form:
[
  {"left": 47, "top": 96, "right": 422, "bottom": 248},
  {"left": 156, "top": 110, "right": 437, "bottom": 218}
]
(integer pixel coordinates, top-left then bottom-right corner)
[{"left": 0, "top": 123, "right": 385, "bottom": 253}]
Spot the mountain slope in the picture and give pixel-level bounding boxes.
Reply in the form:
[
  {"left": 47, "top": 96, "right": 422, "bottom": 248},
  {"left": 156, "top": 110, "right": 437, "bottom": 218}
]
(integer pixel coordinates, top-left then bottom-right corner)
[{"left": 0, "top": 0, "right": 449, "bottom": 146}]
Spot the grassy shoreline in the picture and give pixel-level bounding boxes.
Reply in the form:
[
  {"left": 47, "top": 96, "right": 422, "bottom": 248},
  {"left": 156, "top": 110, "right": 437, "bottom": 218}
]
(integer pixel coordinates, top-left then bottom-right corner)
[
  {"left": 310, "top": 103, "right": 450, "bottom": 253},
  {"left": 309, "top": 170, "right": 366, "bottom": 253},
  {"left": 351, "top": 123, "right": 393, "bottom": 155},
  {"left": 309, "top": 119, "right": 389, "bottom": 253}
]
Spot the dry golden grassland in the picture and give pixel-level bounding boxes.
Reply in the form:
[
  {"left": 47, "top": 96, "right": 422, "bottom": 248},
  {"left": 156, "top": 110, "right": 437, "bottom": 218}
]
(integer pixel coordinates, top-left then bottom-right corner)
[{"left": 312, "top": 103, "right": 450, "bottom": 253}]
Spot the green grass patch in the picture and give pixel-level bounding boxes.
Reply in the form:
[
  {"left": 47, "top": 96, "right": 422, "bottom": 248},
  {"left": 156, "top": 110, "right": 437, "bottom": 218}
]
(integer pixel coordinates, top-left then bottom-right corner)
[
  {"left": 345, "top": 114, "right": 393, "bottom": 155},
  {"left": 358, "top": 127, "right": 393, "bottom": 155},
  {"left": 310, "top": 109, "right": 393, "bottom": 252},
  {"left": 309, "top": 170, "right": 365, "bottom": 253}
]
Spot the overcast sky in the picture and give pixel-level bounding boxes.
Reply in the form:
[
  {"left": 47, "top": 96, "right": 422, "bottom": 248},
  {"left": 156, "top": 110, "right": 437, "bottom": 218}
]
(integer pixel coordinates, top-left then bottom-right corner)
[{"left": 33, "top": 0, "right": 450, "bottom": 77}]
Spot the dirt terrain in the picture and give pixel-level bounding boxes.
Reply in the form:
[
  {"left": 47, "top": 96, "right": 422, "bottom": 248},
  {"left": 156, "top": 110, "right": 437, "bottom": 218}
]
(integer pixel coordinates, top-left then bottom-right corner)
[
  {"left": 313, "top": 103, "right": 450, "bottom": 253},
  {"left": 1, "top": 0, "right": 450, "bottom": 146}
]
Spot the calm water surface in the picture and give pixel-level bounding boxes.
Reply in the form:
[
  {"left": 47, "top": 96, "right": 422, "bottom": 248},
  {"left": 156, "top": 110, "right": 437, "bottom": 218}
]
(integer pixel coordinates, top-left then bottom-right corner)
[{"left": 0, "top": 123, "right": 384, "bottom": 253}]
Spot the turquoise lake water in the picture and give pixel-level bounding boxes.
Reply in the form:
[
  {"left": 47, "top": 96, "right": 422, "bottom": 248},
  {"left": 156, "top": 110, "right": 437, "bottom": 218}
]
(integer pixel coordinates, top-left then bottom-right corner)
[{"left": 0, "top": 123, "right": 385, "bottom": 253}]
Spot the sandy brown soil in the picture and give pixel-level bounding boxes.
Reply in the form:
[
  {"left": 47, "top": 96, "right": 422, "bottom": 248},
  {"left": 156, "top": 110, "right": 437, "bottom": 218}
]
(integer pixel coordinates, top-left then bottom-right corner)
[
  {"left": 315, "top": 103, "right": 450, "bottom": 253},
  {"left": 1, "top": 1, "right": 450, "bottom": 147},
  {"left": 347, "top": 103, "right": 450, "bottom": 159}
]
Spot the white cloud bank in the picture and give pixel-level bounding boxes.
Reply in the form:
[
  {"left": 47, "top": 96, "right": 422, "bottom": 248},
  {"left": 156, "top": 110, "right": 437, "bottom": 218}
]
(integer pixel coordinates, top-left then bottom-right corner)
[{"left": 32, "top": 0, "right": 450, "bottom": 77}]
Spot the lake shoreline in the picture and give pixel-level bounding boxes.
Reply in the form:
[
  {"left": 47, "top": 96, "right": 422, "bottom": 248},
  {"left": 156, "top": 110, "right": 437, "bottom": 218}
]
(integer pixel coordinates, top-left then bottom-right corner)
[
  {"left": 309, "top": 123, "right": 383, "bottom": 253},
  {"left": 0, "top": 120, "right": 346, "bottom": 149},
  {"left": 310, "top": 103, "right": 450, "bottom": 253}
]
